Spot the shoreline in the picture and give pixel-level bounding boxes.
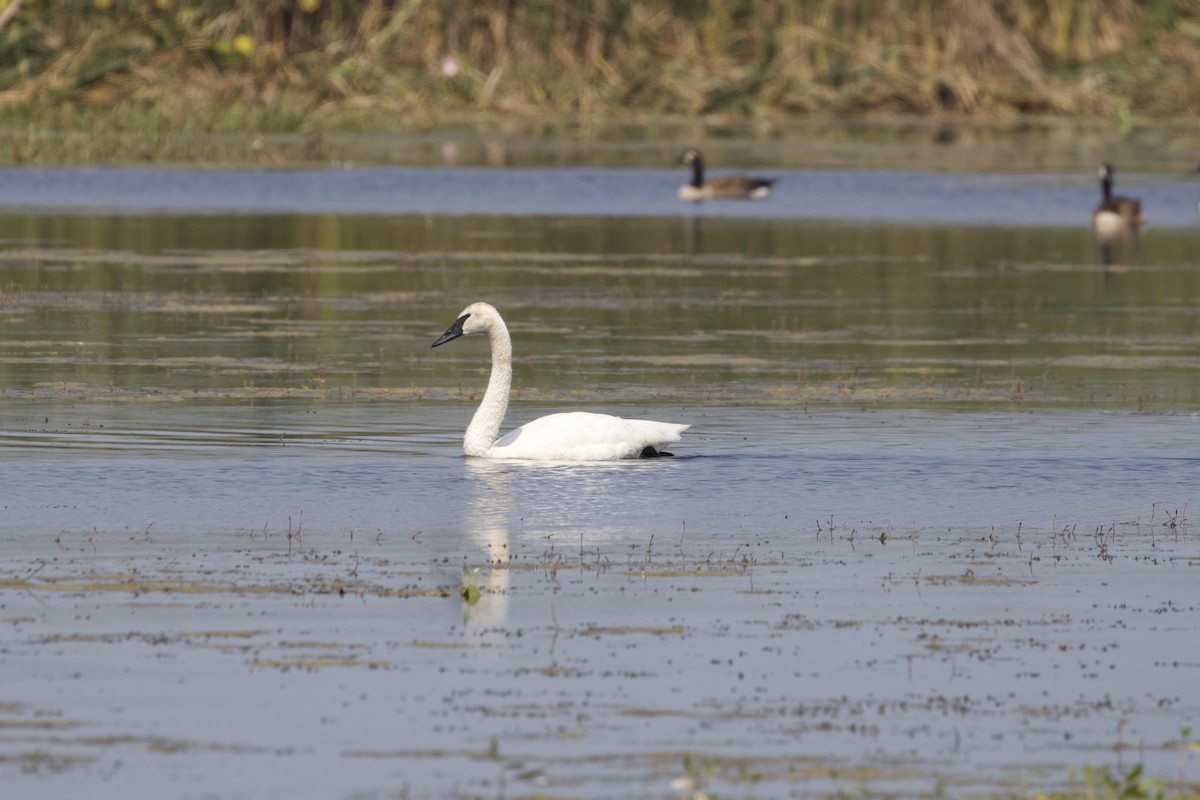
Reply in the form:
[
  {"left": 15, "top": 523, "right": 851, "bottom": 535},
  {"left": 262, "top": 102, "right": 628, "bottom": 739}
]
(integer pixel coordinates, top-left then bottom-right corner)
[{"left": 3, "top": 112, "right": 1199, "bottom": 169}]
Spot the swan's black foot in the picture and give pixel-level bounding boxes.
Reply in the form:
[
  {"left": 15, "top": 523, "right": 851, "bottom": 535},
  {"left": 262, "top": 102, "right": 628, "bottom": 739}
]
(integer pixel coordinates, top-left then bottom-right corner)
[{"left": 640, "top": 446, "right": 675, "bottom": 458}]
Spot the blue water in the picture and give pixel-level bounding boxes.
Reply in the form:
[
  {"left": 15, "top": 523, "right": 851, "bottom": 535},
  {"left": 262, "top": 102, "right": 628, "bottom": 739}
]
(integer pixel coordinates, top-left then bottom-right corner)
[
  {"left": 3, "top": 165, "right": 1199, "bottom": 225},
  {"left": 2, "top": 158, "right": 1200, "bottom": 799},
  {"left": 1, "top": 404, "right": 1196, "bottom": 541},
  {"left": 2, "top": 405, "right": 1198, "bottom": 799}
]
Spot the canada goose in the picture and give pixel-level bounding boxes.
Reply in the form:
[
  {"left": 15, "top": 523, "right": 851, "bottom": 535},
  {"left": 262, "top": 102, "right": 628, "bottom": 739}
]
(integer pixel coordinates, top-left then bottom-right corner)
[
  {"left": 678, "top": 148, "right": 776, "bottom": 202},
  {"left": 432, "top": 302, "right": 689, "bottom": 460},
  {"left": 1090, "top": 163, "right": 1144, "bottom": 239}
]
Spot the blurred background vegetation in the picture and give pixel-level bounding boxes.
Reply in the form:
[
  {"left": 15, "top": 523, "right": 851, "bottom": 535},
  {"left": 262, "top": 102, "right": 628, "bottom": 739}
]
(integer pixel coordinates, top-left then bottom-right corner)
[{"left": 1, "top": 0, "right": 1199, "bottom": 137}]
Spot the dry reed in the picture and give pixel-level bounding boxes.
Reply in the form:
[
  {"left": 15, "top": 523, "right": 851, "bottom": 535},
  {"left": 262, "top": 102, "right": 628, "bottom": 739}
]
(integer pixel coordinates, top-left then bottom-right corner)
[{"left": 0, "top": 1, "right": 1197, "bottom": 130}]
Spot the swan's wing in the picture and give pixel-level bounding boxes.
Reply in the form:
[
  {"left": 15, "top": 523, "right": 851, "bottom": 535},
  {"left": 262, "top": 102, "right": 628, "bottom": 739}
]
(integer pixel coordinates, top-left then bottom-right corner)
[{"left": 492, "top": 412, "right": 689, "bottom": 461}]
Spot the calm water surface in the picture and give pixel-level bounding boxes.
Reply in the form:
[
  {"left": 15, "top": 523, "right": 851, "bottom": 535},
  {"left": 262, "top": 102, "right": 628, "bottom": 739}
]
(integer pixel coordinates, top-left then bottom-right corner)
[{"left": 1, "top": 162, "right": 1199, "bottom": 799}]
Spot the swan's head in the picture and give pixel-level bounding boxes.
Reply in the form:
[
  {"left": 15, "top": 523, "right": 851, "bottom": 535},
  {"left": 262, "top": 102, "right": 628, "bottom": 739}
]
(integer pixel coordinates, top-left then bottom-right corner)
[
  {"left": 431, "top": 302, "right": 500, "bottom": 348},
  {"left": 1099, "top": 163, "right": 1114, "bottom": 181},
  {"left": 681, "top": 148, "right": 701, "bottom": 166}
]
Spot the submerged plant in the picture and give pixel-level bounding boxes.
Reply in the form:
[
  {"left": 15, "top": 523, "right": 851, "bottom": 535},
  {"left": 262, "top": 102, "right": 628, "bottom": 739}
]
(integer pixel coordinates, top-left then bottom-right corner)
[
  {"left": 460, "top": 565, "right": 481, "bottom": 606},
  {"left": 1042, "top": 729, "right": 1200, "bottom": 800},
  {"left": 1078, "top": 763, "right": 1164, "bottom": 799}
]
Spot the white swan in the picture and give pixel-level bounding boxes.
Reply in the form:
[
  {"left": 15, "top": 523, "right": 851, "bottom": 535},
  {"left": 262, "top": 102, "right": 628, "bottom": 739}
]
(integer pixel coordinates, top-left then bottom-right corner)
[{"left": 431, "top": 302, "right": 689, "bottom": 461}]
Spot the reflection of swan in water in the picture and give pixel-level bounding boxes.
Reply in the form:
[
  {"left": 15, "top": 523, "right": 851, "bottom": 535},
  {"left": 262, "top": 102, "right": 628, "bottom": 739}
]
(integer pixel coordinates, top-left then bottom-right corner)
[
  {"left": 1090, "top": 163, "right": 1143, "bottom": 267},
  {"left": 468, "top": 457, "right": 682, "bottom": 549},
  {"left": 461, "top": 460, "right": 513, "bottom": 631},
  {"left": 432, "top": 302, "right": 689, "bottom": 460}
]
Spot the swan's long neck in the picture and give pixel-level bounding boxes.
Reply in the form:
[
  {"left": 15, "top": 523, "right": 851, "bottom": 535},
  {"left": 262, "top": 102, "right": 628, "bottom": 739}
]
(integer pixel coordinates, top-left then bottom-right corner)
[
  {"left": 690, "top": 156, "right": 705, "bottom": 188},
  {"left": 463, "top": 317, "right": 512, "bottom": 457},
  {"left": 1101, "top": 173, "right": 1113, "bottom": 201}
]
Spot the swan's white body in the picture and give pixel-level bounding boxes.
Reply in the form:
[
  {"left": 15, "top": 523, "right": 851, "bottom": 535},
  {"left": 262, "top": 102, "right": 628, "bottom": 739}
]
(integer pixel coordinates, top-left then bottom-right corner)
[{"left": 432, "top": 302, "right": 689, "bottom": 461}]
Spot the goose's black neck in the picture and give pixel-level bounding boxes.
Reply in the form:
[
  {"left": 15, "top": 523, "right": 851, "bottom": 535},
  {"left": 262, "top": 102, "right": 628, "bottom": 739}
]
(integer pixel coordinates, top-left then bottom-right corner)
[{"left": 689, "top": 154, "right": 705, "bottom": 188}]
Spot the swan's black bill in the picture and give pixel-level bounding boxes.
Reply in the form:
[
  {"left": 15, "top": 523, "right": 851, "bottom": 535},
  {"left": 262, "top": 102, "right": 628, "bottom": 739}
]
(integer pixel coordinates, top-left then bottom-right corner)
[{"left": 432, "top": 313, "right": 470, "bottom": 348}]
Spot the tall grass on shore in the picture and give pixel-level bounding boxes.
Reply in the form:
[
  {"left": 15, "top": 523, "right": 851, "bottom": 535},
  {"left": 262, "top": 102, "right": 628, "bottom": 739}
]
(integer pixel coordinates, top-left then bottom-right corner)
[{"left": 1, "top": 0, "right": 1198, "bottom": 132}]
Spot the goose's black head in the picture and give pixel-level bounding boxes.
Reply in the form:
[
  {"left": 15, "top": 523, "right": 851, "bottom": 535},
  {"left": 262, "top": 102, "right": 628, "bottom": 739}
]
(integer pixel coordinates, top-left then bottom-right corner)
[{"left": 432, "top": 313, "right": 470, "bottom": 348}]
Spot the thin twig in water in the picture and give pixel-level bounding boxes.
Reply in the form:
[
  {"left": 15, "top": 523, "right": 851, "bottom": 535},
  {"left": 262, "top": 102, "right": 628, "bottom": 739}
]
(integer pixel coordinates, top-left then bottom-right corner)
[
  {"left": 549, "top": 603, "right": 560, "bottom": 656},
  {"left": 286, "top": 513, "right": 303, "bottom": 554}
]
